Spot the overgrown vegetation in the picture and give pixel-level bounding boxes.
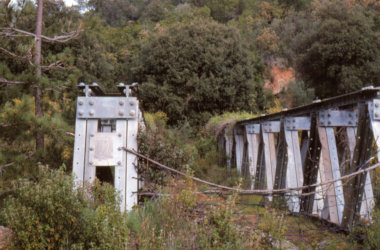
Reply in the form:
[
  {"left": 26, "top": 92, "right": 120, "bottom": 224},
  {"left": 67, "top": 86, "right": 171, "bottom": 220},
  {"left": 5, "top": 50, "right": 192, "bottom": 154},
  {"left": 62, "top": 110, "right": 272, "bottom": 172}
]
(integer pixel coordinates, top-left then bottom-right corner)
[
  {"left": 0, "top": 0, "right": 379, "bottom": 248},
  {"left": 0, "top": 166, "right": 129, "bottom": 249}
]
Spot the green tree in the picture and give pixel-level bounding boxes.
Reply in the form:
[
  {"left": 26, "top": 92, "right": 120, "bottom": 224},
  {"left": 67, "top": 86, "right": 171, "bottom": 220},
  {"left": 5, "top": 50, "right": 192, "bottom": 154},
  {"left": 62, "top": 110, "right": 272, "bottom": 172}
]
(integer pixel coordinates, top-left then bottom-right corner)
[
  {"left": 297, "top": 2, "right": 380, "bottom": 97},
  {"left": 133, "top": 19, "right": 264, "bottom": 126},
  {"left": 0, "top": 0, "right": 81, "bottom": 177}
]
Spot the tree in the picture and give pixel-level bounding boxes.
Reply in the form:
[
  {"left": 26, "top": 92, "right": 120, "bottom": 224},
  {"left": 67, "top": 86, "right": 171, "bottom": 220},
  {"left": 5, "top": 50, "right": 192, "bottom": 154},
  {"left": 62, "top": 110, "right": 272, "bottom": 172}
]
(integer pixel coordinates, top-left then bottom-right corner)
[
  {"left": 133, "top": 19, "right": 265, "bottom": 126},
  {"left": 0, "top": 0, "right": 81, "bottom": 176},
  {"left": 297, "top": 2, "right": 380, "bottom": 98}
]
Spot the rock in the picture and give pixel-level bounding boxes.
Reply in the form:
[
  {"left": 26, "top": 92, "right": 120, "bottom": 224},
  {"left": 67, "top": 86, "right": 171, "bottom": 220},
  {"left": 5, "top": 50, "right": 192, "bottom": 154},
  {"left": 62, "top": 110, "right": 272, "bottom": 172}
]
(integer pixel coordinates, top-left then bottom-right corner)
[{"left": 0, "top": 226, "right": 14, "bottom": 249}]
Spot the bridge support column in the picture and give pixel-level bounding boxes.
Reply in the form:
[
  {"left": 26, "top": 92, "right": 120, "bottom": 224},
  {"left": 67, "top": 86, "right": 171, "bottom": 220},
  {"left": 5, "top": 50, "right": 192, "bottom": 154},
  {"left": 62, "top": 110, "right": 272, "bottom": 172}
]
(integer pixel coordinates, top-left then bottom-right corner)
[
  {"left": 234, "top": 126, "right": 245, "bottom": 173},
  {"left": 281, "top": 117, "right": 310, "bottom": 212},
  {"left": 261, "top": 121, "right": 280, "bottom": 201},
  {"left": 342, "top": 103, "right": 375, "bottom": 227},
  {"left": 245, "top": 124, "right": 261, "bottom": 190}
]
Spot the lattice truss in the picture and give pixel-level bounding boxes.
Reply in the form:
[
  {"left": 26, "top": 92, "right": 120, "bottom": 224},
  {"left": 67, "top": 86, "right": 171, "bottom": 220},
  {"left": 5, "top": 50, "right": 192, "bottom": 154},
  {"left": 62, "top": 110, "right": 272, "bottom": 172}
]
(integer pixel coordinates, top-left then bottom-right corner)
[{"left": 221, "top": 87, "right": 380, "bottom": 227}]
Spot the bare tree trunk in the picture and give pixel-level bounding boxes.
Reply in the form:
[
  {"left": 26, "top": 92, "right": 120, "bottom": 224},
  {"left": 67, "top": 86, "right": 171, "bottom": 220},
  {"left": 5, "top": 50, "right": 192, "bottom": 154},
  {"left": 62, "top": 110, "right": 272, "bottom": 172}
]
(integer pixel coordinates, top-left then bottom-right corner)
[{"left": 34, "top": 0, "right": 44, "bottom": 150}]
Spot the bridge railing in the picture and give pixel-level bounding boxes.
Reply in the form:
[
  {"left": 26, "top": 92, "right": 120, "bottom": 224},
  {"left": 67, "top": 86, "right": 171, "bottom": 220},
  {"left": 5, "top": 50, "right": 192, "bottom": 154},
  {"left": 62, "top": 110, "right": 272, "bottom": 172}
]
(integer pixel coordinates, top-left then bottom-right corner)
[{"left": 221, "top": 86, "right": 380, "bottom": 227}]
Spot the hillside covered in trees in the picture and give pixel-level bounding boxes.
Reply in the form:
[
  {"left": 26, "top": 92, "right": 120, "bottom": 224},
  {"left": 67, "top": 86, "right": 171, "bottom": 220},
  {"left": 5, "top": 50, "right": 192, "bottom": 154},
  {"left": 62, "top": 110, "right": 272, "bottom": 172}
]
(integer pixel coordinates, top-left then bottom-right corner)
[{"left": 0, "top": 0, "right": 380, "bottom": 248}]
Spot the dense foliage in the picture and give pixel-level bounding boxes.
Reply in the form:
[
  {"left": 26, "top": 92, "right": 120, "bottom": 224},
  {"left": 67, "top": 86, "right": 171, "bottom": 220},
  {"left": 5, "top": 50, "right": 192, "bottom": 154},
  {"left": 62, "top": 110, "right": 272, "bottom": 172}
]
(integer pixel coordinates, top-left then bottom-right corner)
[
  {"left": 297, "top": 1, "right": 380, "bottom": 97},
  {"left": 0, "top": 166, "right": 129, "bottom": 249},
  {"left": 135, "top": 19, "right": 264, "bottom": 125},
  {"left": 0, "top": 0, "right": 379, "bottom": 247}
]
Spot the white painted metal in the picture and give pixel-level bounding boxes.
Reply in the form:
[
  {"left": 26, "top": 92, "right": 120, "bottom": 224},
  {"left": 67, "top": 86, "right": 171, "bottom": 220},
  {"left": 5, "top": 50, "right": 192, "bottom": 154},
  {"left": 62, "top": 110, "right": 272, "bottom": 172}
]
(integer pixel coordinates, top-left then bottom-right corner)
[
  {"left": 225, "top": 131, "right": 233, "bottom": 170},
  {"left": 115, "top": 120, "right": 127, "bottom": 211},
  {"left": 284, "top": 129, "right": 303, "bottom": 212},
  {"left": 73, "top": 85, "right": 140, "bottom": 212},
  {"left": 262, "top": 128, "right": 276, "bottom": 201},
  {"left": 84, "top": 120, "right": 98, "bottom": 183},
  {"left": 325, "top": 127, "right": 344, "bottom": 224},
  {"left": 245, "top": 133, "right": 260, "bottom": 189},
  {"left": 72, "top": 118, "right": 87, "bottom": 188},
  {"left": 234, "top": 129, "right": 245, "bottom": 173},
  {"left": 126, "top": 118, "right": 138, "bottom": 211}
]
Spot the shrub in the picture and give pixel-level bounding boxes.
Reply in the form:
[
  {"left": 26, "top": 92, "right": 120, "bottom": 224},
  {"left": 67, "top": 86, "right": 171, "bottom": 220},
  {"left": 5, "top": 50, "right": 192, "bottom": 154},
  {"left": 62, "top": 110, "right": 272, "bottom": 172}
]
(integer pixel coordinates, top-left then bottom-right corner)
[
  {"left": 134, "top": 18, "right": 265, "bottom": 126},
  {"left": 138, "top": 112, "right": 197, "bottom": 188},
  {"left": 0, "top": 165, "right": 128, "bottom": 249}
]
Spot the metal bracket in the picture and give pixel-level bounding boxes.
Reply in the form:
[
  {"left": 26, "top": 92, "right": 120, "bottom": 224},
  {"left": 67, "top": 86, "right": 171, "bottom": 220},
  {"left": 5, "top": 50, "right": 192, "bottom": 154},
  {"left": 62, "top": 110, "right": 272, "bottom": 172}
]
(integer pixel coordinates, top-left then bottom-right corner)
[
  {"left": 371, "top": 99, "right": 380, "bottom": 121},
  {"left": 76, "top": 97, "right": 138, "bottom": 119},
  {"left": 262, "top": 121, "right": 280, "bottom": 133},
  {"left": 318, "top": 110, "right": 358, "bottom": 127},
  {"left": 285, "top": 117, "right": 311, "bottom": 131},
  {"left": 88, "top": 132, "right": 123, "bottom": 167},
  {"left": 118, "top": 82, "right": 138, "bottom": 97},
  {"left": 245, "top": 124, "right": 260, "bottom": 134}
]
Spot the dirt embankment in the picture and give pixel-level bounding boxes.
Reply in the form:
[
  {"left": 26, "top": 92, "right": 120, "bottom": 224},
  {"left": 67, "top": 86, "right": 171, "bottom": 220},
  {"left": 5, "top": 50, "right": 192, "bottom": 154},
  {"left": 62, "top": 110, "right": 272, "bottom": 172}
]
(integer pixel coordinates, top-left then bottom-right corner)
[{"left": 264, "top": 62, "right": 295, "bottom": 95}]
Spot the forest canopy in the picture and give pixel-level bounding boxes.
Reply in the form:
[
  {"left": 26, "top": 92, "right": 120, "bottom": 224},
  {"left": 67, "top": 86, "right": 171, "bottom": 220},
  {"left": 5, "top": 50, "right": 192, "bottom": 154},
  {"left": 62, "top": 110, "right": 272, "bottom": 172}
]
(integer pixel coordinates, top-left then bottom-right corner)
[{"left": 0, "top": 0, "right": 379, "bottom": 176}]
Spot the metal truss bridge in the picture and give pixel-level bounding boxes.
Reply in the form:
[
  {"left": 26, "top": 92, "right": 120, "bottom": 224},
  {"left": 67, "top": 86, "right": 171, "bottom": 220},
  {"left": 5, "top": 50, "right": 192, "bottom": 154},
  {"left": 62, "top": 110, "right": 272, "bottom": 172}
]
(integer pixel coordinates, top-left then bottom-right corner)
[{"left": 220, "top": 86, "right": 380, "bottom": 228}]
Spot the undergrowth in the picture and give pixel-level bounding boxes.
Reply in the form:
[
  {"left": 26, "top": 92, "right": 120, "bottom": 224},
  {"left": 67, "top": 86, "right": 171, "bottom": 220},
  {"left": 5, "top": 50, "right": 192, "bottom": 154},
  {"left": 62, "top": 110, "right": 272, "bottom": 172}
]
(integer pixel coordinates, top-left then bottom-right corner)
[{"left": 0, "top": 165, "right": 128, "bottom": 249}]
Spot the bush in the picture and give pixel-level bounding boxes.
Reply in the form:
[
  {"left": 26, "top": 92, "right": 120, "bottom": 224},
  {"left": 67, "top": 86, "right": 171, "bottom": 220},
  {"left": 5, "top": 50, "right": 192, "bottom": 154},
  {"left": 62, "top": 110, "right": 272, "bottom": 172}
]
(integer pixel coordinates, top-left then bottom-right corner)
[
  {"left": 279, "top": 80, "right": 315, "bottom": 108},
  {"left": 0, "top": 165, "right": 128, "bottom": 249},
  {"left": 134, "top": 18, "right": 265, "bottom": 126},
  {"left": 297, "top": 2, "right": 379, "bottom": 98},
  {"left": 138, "top": 112, "right": 197, "bottom": 188}
]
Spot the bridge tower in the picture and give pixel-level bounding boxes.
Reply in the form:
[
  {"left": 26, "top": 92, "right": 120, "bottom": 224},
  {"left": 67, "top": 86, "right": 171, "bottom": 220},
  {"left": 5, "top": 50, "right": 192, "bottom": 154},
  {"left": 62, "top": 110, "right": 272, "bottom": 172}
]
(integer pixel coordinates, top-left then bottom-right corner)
[{"left": 72, "top": 82, "right": 140, "bottom": 212}]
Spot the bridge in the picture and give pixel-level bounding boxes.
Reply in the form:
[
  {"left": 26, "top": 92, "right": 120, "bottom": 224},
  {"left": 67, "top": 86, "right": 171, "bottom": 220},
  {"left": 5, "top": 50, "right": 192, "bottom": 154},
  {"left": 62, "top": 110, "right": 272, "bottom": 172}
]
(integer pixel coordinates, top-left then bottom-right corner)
[
  {"left": 219, "top": 86, "right": 380, "bottom": 228},
  {"left": 71, "top": 83, "right": 380, "bottom": 229}
]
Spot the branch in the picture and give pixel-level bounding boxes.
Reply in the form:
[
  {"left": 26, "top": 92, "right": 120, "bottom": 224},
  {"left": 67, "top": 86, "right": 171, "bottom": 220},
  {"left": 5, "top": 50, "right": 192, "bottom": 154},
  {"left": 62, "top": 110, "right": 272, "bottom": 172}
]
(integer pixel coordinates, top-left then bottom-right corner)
[
  {"left": 0, "top": 46, "right": 33, "bottom": 65},
  {"left": 0, "top": 152, "right": 35, "bottom": 175},
  {"left": 1, "top": 23, "right": 82, "bottom": 43},
  {"left": 41, "top": 60, "right": 66, "bottom": 71},
  {"left": 0, "top": 78, "right": 27, "bottom": 87}
]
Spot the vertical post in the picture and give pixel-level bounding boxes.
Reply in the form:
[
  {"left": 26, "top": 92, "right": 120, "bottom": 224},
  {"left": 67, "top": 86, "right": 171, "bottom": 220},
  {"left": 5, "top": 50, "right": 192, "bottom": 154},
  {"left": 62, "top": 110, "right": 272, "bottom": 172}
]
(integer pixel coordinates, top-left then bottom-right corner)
[
  {"left": 255, "top": 138, "right": 266, "bottom": 190},
  {"left": 72, "top": 117, "right": 87, "bottom": 187},
  {"left": 342, "top": 103, "right": 374, "bottom": 226},
  {"left": 274, "top": 120, "right": 287, "bottom": 190},
  {"left": 301, "top": 114, "right": 321, "bottom": 214},
  {"left": 234, "top": 126, "right": 245, "bottom": 173},
  {"left": 318, "top": 124, "right": 344, "bottom": 224},
  {"left": 284, "top": 127, "right": 304, "bottom": 212},
  {"left": 261, "top": 123, "right": 278, "bottom": 200},
  {"left": 245, "top": 124, "right": 261, "bottom": 189},
  {"left": 115, "top": 120, "right": 127, "bottom": 211},
  {"left": 84, "top": 120, "right": 98, "bottom": 184},
  {"left": 126, "top": 118, "right": 138, "bottom": 211},
  {"left": 225, "top": 130, "right": 233, "bottom": 170}
]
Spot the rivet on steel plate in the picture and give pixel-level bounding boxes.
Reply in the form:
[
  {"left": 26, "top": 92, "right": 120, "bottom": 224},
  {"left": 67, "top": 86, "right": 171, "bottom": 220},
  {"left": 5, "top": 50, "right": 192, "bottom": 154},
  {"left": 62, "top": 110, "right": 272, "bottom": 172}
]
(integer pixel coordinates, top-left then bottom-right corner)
[
  {"left": 327, "top": 113, "right": 331, "bottom": 117},
  {"left": 292, "top": 126, "right": 296, "bottom": 129},
  {"left": 119, "top": 110, "right": 124, "bottom": 116},
  {"left": 376, "top": 103, "right": 379, "bottom": 108},
  {"left": 376, "top": 113, "right": 379, "bottom": 118},
  {"left": 89, "top": 110, "right": 94, "bottom": 116},
  {"left": 130, "top": 100, "right": 135, "bottom": 106},
  {"left": 78, "top": 110, "right": 83, "bottom": 116},
  {"left": 119, "top": 100, "right": 124, "bottom": 105},
  {"left": 130, "top": 110, "right": 136, "bottom": 116},
  {"left": 328, "top": 121, "right": 331, "bottom": 125},
  {"left": 89, "top": 147, "right": 94, "bottom": 151},
  {"left": 78, "top": 100, "right": 83, "bottom": 105},
  {"left": 348, "top": 121, "right": 352, "bottom": 125},
  {"left": 90, "top": 134, "right": 94, "bottom": 137},
  {"left": 89, "top": 100, "right": 94, "bottom": 105},
  {"left": 89, "top": 162, "right": 93, "bottom": 166},
  {"left": 117, "top": 161, "right": 121, "bottom": 165},
  {"left": 118, "top": 133, "right": 122, "bottom": 137},
  {"left": 287, "top": 126, "right": 290, "bottom": 129}
]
